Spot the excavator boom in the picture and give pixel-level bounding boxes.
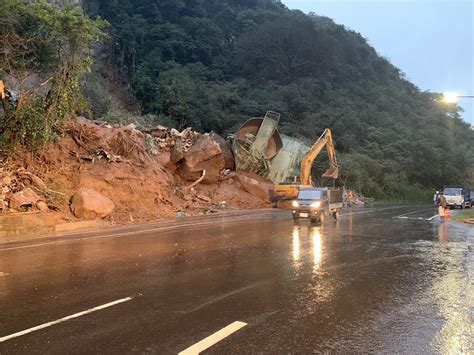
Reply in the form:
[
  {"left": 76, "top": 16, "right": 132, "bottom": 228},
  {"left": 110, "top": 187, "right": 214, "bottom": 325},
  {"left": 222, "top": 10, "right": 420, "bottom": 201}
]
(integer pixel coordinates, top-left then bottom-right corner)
[
  {"left": 270, "top": 128, "right": 338, "bottom": 207},
  {"left": 300, "top": 128, "right": 338, "bottom": 185}
]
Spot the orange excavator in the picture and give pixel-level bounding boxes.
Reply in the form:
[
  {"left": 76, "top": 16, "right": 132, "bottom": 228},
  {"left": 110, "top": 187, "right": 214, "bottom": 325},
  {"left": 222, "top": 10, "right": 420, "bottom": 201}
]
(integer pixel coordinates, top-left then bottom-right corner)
[{"left": 270, "top": 128, "right": 338, "bottom": 207}]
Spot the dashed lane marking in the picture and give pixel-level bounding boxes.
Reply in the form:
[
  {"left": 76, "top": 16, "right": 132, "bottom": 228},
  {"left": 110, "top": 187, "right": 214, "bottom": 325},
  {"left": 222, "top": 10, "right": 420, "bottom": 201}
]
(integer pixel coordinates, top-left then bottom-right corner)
[
  {"left": 0, "top": 297, "right": 132, "bottom": 343},
  {"left": 426, "top": 214, "right": 439, "bottom": 221},
  {"left": 179, "top": 321, "right": 247, "bottom": 355}
]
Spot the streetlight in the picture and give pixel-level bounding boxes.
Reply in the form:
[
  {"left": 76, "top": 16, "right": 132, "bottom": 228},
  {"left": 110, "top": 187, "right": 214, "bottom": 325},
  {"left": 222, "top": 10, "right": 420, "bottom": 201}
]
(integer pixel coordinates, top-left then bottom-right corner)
[{"left": 442, "top": 92, "right": 474, "bottom": 103}]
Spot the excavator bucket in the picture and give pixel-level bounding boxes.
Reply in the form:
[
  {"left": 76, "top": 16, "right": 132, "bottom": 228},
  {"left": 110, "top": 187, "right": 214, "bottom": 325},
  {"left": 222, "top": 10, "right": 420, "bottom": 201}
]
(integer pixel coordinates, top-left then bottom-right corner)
[{"left": 322, "top": 166, "right": 339, "bottom": 179}]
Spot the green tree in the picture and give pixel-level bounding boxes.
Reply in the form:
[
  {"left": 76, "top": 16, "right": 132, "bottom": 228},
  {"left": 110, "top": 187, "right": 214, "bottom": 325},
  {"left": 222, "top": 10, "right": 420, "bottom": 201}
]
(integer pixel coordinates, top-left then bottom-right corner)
[{"left": 0, "top": 0, "right": 107, "bottom": 152}]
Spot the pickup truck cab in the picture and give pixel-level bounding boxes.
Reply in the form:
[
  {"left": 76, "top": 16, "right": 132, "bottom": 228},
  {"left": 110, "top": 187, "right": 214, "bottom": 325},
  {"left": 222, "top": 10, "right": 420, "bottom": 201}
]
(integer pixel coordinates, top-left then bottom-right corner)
[{"left": 292, "top": 187, "right": 343, "bottom": 224}]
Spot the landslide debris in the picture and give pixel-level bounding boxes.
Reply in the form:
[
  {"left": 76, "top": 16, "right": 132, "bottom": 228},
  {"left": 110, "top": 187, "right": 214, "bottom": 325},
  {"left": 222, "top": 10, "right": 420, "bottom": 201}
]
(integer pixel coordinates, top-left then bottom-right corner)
[{"left": 0, "top": 117, "right": 270, "bottom": 224}]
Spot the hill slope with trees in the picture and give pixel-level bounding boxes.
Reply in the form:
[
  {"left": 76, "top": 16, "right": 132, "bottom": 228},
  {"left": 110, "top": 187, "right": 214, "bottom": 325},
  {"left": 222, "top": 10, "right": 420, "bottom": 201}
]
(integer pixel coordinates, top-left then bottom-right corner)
[{"left": 3, "top": 0, "right": 473, "bottom": 200}]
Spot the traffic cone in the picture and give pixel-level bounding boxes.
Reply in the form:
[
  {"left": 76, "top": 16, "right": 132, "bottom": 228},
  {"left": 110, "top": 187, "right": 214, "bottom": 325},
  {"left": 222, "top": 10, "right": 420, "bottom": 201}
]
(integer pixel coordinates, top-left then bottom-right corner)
[{"left": 444, "top": 208, "right": 451, "bottom": 219}]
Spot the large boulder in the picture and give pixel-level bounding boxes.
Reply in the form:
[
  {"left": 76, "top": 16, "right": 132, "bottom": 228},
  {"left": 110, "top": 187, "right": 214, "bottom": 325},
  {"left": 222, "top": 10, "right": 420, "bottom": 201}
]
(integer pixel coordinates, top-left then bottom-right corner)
[
  {"left": 71, "top": 188, "right": 115, "bottom": 219},
  {"left": 235, "top": 172, "right": 271, "bottom": 201},
  {"left": 170, "top": 138, "right": 185, "bottom": 164},
  {"left": 157, "top": 151, "right": 177, "bottom": 172},
  {"left": 178, "top": 134, "right": 225, "bottom": 184},
  {"left": 210, "top": 132, "right": 235, "bottom": 170}
]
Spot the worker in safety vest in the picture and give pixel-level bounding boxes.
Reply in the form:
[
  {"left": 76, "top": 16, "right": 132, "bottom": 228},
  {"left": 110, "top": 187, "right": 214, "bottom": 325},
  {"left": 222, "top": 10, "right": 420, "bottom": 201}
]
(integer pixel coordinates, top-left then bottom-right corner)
[
  {"left": 0, "top": 80, "right": 4, "bottom": 99},
  {"left": 348, "top": 191, "right": 353, "bottom": 207},
  {"left": 438, "top": 192, "right": 447, "bottom": 219}
]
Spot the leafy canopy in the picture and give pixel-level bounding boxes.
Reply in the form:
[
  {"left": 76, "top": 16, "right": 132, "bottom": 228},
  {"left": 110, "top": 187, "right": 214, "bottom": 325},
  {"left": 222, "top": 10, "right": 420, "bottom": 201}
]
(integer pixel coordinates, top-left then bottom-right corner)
[{"left": 0, "top": 0, "right": 107, "bottom": 152}]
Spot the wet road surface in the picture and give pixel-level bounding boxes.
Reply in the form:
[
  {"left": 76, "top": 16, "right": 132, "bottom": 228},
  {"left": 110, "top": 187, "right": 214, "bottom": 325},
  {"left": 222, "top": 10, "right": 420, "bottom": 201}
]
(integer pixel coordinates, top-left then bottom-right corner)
[{"left": 0, "top": 206, "right": 472, "bottom": 354}]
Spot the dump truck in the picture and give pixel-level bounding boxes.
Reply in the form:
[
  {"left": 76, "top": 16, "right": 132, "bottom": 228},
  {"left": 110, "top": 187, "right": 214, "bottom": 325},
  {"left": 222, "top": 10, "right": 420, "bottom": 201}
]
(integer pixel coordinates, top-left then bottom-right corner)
[
  {"left": 443, "top": 186, "right": 471, "bottom": 209},
  {"left": 270, "top": 128, "right": 339, "bottom": 206}
]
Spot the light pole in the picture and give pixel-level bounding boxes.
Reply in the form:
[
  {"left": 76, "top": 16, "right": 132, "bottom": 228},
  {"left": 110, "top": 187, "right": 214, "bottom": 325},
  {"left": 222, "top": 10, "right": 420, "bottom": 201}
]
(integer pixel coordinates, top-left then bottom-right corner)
[{"left": 442, "top": 92, "right": 474, "bottom": 103}]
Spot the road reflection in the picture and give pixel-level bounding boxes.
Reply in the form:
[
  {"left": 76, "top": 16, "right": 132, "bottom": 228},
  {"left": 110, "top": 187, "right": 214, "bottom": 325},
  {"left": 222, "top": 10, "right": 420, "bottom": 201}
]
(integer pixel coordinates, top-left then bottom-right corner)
[
  {"left": 292, "top": 227, "right": 300, "bottom": 266},
  {"left": 437, "top": 222, "right": 448, "bottom": 242},
  {"left": 312, "top": 228, "right": 322, "bottom": 271},
  {"left": 291, "top": 225, "right": 323, "bottom": 272},
  {"left": 431, "top": 222, "right": 471, "bottom": 353}
]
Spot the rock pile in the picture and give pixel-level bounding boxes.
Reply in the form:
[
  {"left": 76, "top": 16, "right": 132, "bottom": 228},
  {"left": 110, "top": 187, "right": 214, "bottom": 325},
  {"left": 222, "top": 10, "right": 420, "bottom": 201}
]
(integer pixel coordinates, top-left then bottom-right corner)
[
  {"left": 143, "top": 125, "right": 199, "bottom": 154},
  {"left": 143, "top": 124, "right": 234, "bottom": 185},
  {"left": 0, "top": 117, "right": 271, "bottom": 223},
  {"left": 0, "top": 166, "right": 50, "bottom": 212}
]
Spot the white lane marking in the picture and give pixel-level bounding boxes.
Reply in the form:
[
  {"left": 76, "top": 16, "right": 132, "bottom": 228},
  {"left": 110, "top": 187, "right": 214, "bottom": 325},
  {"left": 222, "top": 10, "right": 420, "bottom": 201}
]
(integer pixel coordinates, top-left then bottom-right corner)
[
  {"left": 341, "top": 205, "right": 407, "bottom": 217},
  {"left": 0, "top": 272, "right": 9, "bottom": 277},
  {"left": 396, "top": 216, "right": 426, "bottom": 220},
  {"left": 0, "top": 297, "right": 132, "bottom": 343},
  {"left": 393, "top": 208, "right": 434, "bottom": 219},
  {"left": 426, "top": 214, "right": 439, "bottom": 221},
  {"left": 179, "top": 321, "right": 247, "bottom": 355},
  {"left": 0, "top": 214, "right": 279, "bottom": 252}
]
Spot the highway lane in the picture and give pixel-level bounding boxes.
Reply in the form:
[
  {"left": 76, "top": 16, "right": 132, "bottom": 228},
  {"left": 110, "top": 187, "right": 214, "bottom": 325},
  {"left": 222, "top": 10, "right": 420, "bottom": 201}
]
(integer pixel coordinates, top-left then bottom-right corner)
[{"left": 0, "top": 206, "right": 472, "bottom": 354}]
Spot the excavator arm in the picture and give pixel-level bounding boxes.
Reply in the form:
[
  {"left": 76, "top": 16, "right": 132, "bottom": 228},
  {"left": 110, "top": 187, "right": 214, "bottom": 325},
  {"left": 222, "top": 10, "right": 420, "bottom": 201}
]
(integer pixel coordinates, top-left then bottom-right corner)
[
  {"left": 300, "top": 128, "right": 338, "bottom": 185},
  {"left": 0, "top": 80, "right": 9, "bottom": 120}
]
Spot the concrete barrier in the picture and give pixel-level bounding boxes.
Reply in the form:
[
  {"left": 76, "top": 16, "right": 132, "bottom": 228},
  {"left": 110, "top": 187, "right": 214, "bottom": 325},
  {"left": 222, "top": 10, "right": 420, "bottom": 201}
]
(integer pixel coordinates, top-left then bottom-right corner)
[{"left": 0, "top": 214, "right": 100, "bottom": 243}]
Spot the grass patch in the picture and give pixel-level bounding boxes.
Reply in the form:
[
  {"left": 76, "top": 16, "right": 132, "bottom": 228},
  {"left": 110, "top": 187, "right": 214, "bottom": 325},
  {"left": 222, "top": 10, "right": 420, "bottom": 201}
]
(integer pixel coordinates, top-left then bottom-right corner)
[{"left": 453, "top": 208, "right": 474, "bottom": 224}]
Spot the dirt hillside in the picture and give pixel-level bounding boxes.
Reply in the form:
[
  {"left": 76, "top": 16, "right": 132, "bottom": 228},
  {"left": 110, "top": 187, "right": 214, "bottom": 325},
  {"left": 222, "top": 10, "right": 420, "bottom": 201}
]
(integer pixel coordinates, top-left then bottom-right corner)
[{"left": 0, "top": 117, "right": 271, "bottom": 225}]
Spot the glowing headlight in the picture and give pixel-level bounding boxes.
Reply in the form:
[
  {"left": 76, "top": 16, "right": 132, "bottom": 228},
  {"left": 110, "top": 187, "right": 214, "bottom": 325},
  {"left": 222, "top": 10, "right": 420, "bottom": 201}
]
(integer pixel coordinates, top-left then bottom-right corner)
[
  {"left": 292, "top": 201, "right": 299, "bottom": 208},
  {"left": 310, "top": 201, "right": 321, "bottom": 208}
]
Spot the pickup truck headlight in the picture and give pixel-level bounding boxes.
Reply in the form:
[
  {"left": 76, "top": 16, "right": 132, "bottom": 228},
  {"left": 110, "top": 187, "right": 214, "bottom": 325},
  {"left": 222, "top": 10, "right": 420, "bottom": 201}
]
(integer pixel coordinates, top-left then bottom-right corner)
[
  {"left": 311, "top": 201, "right": 321, "bottom": 208},
  {"left": 292, "top": 201, "right": 299, "bottom": 208}
]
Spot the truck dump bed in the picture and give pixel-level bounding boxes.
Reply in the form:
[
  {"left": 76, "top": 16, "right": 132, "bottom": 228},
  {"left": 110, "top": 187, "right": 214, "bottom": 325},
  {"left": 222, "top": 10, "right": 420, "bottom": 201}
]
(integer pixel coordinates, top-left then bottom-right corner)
[{"left": 328, "top": 188, "right": 343, "bottom": 208}]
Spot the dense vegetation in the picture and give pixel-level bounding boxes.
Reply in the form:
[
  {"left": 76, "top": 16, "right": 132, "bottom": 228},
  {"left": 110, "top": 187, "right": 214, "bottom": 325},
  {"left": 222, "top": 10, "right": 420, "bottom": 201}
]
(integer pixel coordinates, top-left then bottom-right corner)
[
  {"left": 0, "top": 0, "right": 105, "bottom": 151},
  {"left": 2, "top": 1, "right": 473, "bottom": 200}
]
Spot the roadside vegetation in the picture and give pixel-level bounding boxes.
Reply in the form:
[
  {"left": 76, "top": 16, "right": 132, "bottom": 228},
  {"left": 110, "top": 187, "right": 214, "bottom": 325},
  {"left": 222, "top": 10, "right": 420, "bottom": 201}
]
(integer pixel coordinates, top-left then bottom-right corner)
[
  {"left": 453, "top": 208, "right": 474, "bottom": 224},
  {"left": 0, "top": 0, "right": 106, "bottom": 152},
  {"left": 0, "top": 0, "right": 472, "bottom": 202}
]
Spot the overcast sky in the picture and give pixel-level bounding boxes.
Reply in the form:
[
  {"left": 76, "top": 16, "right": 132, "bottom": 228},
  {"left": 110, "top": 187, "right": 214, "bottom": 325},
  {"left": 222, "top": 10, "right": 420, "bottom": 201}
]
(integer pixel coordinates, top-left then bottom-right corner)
[{"left": 282, "top": 0, "right": 473, "bottom": 126}]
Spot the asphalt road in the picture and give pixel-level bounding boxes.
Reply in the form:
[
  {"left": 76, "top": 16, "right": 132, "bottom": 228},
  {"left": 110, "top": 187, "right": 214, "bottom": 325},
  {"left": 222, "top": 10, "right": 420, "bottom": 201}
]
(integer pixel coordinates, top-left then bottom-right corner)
[{"left": 0, "top": 206, "right": 472, "bottom": 354}]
